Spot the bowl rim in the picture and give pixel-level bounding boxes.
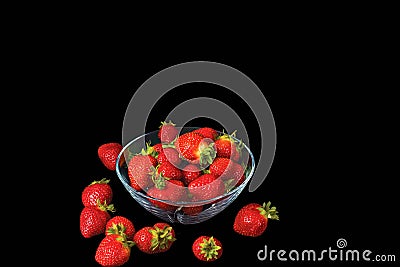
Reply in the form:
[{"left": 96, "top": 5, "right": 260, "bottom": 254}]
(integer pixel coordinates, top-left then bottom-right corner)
[{"left": 115, "top": 127, "right": 255, "bottom": 206}]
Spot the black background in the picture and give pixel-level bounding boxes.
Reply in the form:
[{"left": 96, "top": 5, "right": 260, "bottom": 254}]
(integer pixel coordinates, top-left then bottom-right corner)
[{"left": 63, "top": 35, "right": 398, "bottom": 266}]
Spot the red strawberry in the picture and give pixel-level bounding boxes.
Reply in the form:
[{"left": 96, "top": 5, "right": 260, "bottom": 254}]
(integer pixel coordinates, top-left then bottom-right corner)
[
  {"left": 158, "top": 121, "right": 179, "bottom": 143},
  {"left": 80, "top": 200, "right": 115, "bottom": 238},
  {"left": 127, "top": 154, "right": 157, "bottom": 191},
  {"left": 95, "top": 234, "right": 134, "bottom": 267},
  {"left": 98, "top": 142, "right": 123, "bottom": 171},
  {"left": 209, "top": 157, "right": 244, "bottom": 181},
  {"left": 156, "top": 147, "right": 182, "bottom": 166},
  {"left": 181, "top": 164, "right": 202, "bottom": 185},
  {"left": 156, "top": 161, "right": 183, "bottom": 180},
  {"left": 192, "top": 127, "right": 218, "bottom": 140},
  {"left": 133, "top": 223, "right": 176, "bottom": 254},
  {"left": 175, "top": 132, "right": 216, "bottom": 167},
  {"left": 188, "top": 173, "right": 225, "bottom": 201},
  {"left": 233, "top": 201, "right": 279, "bottom": 237},
  {"left": 147, "top": 178, "right": 185, "bottom": 210},
  {"left": 192, "top": 236, "right": 223, "bottom": 262},
  {"left": 152, "top": 143, "right": 163, "bottom": 154},
  {"left": 153, "top": 222, "right": 176, "bottom": 252},
  {"left": 182, "top": 203, "right": 203, "bottom": 215},
  {"left": 106, "top": 216, "right": 136, "bottom": 240},
  {"left": 81, "top": 178, "right": 113, "bottom": 207},
  {"left": 214, "top": 131, "right": 243, "bottom": 162}
]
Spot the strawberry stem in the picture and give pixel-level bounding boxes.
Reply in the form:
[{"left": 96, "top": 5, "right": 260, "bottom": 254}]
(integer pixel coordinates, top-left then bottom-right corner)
[
  {"left": 200, "top": 236, "right": 222, "bottom": 261},
  {"left": 258, "top": 201, "right": 279, "bottom": 220}
]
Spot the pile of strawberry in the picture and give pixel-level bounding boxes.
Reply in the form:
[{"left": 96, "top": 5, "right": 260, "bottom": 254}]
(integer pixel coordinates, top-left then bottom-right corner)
[
  {"left": 80, "top": 177, "right": 178, "bottom": 266},
  {"left": 124, "top": 121, "right": 249, "bottom": 213},
  {"left": 85, "top": 122, "right": 280, "bottom": 265}
]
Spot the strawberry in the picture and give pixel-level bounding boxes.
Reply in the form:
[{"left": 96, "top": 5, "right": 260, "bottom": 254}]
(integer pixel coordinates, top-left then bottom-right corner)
[
  {"left": 188, "top": 173, "right": 225, "bottom": 201},
  {"left": 152, "top": 143, "right": 164, "bottom": 154},
  {"left": 158, "top": 120, "right": 179, "bottom": 143},
  {"left": 147, "top": 177, "right": 185, "bottom": 210},
  {"left": 95, "top": 233, "right": 134, "bottom": 267},
  {"left": 156, "top": 161, "right": 183, "bottom": 180},
  {"left": 80, "top": 200, "right": 115, "bottom": 238},
  {"left": 81, "top": 178, "right": 113, "bottom": 207},
  {"left": 175, "top": 131, "right": 216, "bottom": 167},
  {"left": 181, "top": 164, "right": 202, "bottom": 185},
  {"left": 106, "top": 215, "right": 136, "bottom": 240},
  {"left": 214, "top": 131, "right": 243, "bottom": 162},
  {"left": 192, "top": 236, "right": 223, "bottom": 262},
  {"left": 98, "top": 142, "right": 123, "bottom": 171},
  {"left": 127, "top": 154, "right": 157, "bottom": 191},
  {"left": 153, "top": 222, "right": 176, "bottom": 252},
  {"left": 192, "top": 127, "right": 218, "bottom": 140},
  {"left": 182, "top": 203, "right": 203, "bottom": 215},
  {"left": 209, "top": 157, "right": 244, "bottom": 181},
  {"left": 233, "top": 201, "right": 279, "bottom": 237},
  {"left": 156, "top": 147, "right": 182, "bottom": 166},
  {"left": 133, "top": 222, "right": 176, "bottom": 254}
]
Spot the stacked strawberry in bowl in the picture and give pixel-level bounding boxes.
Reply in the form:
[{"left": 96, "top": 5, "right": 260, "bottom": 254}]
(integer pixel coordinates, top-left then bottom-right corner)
[{"left": 116, "top": 121, "right": 255, "bottom": 224}]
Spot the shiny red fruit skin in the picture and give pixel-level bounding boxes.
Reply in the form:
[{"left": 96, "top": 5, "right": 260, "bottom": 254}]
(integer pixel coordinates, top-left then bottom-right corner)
[
  {"left": 98, "top": 142, "right": 123, "bottom": 171},
  {"left": 182, "top": 164, "right": 202, "bottom": 185},
  {"left": 233, "top": 204, "right": 268, "bottom": 237},
  {"left": 105, "top": 216, "right": 136, "bottom": 240},
  {"left": 175, "top": 132, "right": 205, "bottom": 161},
  {"left": 81, "top": 179, "right": 113, "bottom": 207},
  {"left": 192, "top": 127, "right": 218, "bottom": 140},
  {"left": 188, "top": 174, "right": 225, "bottom": 200},
  {"left": 80, "top": 206, "right": 111, "bottom": 238},
  {"left": 157, "top": 147, "right": 182, "bottom": 166},
  {"left": 95, "top": 234, "right": 131, "bottom": 267},
  {"left": 127, "top": 154, "right": 157, "bottom": 191},
  {"left": 215, "top": 138, "right": 240, "bottom": 161},
  {"left": 157, "top": 161, "right": 183, "bottom": 180},
  {"left": 158, "top": 124, "right": 178, "bottom": 143}
]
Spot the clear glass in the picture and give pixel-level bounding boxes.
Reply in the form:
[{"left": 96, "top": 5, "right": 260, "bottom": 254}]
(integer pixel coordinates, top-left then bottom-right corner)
[{"left": 116, "top": 127, "right": 255, "bottom": 224}]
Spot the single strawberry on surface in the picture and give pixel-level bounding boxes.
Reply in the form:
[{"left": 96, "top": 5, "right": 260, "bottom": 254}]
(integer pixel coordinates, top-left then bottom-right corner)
[
  {"left": 95, "top": 233, "right": 134, "bottom": 267},
  {"left": 80, "top": 199, "right": 116, "bottom": 238},
  {"left": 133, "top": 222, "right": 176, "bottom": 254},
  {"left": 233, "top": 201, "right": 279, "bottom": 237},
  {"left": 81, "top": 178, "right": 113, "bottom": 207},
  {"left": 192, "top": 236, "right": 223, "bottom": 262},
  {"left": 98, "top": 142, "right": 123, "bottom": 171},
  {"left": 106, "top": 215, "right": 136, "bottom": 241}
]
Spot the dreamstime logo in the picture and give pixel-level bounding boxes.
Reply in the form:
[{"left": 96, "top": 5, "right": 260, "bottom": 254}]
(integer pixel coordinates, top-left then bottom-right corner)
[
  {"left": 257, "top": 238, "right": 396, "bottom": 262},
  {"left": 121, "top": 61, "right": 277, "bottom": 192}
]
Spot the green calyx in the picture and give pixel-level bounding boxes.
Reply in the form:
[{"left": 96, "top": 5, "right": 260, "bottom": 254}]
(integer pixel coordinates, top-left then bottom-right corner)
[
  {"left": 199, "top": 142, "right": 216, "bottom": 167},
  {"left": 149, "top": 225, "right": 176, "bottom": 251},
  {"left": 140, "top": 142, "right": 157, "bottom": 157},
  {"left": 200, "top": 236, "right": 221, "bottom": 261},
  {"left": 107, "top": 222, "right": 126, "bottom": 236},
  {"left": 115, "top": 232, "right": 135, "bottom": 248},
  {"left": 90, "top": 178, "right": 110, "bottom": 185},
  {"left": 258, "top": 201, "right": 279, "bottom": 220},
  {"left": 96, "top": 199, "right": 116, "bottom": 213},
  {"left": 160, "top": 120, "right": 176, "bottom": 128}
]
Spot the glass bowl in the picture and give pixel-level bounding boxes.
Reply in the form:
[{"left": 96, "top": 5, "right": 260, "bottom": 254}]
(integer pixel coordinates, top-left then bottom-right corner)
[{"left": 115, "top": 127, "right": 255, "bottom": 224}]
